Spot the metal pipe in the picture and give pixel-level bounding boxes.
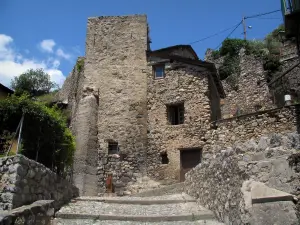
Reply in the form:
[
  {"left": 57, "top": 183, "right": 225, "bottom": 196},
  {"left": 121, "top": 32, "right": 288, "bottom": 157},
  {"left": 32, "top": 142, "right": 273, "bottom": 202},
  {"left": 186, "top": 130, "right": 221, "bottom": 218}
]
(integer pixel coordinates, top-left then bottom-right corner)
[
  {"left": 16, "top": 114, "right": 24, "bottom": 154},
  {"left": 265, "top": 61, "right": 300, "bottom": 87},
  {"left": 6, "top": 116, "right": 22, "bottom": 156}
]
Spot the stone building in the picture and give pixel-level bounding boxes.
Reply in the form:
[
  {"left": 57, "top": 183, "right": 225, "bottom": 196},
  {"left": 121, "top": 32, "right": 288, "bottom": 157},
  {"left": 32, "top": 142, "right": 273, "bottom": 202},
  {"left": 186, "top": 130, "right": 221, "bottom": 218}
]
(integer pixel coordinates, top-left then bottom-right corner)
[
  {"left": 59, "top": 14, "right": 225, "bottom": 195},
  {"left": 146, "top": 46, "right": 224, "bottom": 181},
  {"left": 0, "top": 83, "right": 14, "bottom": 100}
]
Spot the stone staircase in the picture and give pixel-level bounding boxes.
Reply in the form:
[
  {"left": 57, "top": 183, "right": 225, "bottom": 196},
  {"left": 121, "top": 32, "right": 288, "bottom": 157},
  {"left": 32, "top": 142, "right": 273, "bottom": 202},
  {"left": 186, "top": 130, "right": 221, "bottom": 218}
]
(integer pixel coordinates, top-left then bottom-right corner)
[{"left": 53, "top": 193, "right": 224, "bottom": 224}]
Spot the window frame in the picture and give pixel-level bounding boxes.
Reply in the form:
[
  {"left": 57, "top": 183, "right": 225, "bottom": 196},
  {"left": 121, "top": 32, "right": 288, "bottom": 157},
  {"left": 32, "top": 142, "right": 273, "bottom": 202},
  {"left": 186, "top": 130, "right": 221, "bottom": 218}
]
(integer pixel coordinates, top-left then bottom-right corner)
[
  {"left": 153, "top": 64, "right": 165, "bottom": 79},
  {"left": 108, "top": 141, "right": 119, "bottom": 155},
  {"left": 167, "top": 103, "right": 185, "bottom": 125}
]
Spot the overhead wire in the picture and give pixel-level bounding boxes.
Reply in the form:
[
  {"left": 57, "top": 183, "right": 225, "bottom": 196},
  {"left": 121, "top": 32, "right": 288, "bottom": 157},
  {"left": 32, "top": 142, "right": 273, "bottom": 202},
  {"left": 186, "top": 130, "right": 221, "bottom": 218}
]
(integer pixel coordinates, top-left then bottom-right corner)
[
  {"left": 188, "top": 22, "right": 243, "bottom": 45},
  {"left": 214, "top": 21, "right": 243, "bottom": 49},
  {"left": 245, "top": 9, "right": 281, "bottom": 19},
  {"left": 187, "top": 9, "right": 282, "bottom": 49},
  {"left": 255, "top": 17, "right": 282, "bottom": 20}
]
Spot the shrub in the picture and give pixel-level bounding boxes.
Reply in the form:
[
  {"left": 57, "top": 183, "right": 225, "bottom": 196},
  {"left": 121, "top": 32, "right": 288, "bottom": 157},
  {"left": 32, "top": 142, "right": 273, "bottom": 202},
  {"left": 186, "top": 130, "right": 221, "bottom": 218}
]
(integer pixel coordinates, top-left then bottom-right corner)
[
  {"left": 0, "top": 94, "right": 75, "bottom": 176},
  {"left": 211, "top": 50, "right": 220, "bottom": 59},
  {"left": 76, "top": 59, "right": 84, "bottom": 72},
  {"left": 219, "top": 38, "right": 247, "bottom": 56},
  {"left": 244, "top": 40, "right": 267, "bottom": 58},
  {"left": 219, "top": 55, "right": 240, "bottom": 80}
]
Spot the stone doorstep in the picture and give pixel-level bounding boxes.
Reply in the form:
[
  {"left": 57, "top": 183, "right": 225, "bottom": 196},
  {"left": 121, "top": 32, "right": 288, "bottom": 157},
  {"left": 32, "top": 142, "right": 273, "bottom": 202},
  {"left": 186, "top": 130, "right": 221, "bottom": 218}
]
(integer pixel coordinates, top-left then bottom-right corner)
[{"left": 55, "top": 211, "right": 215, "bottom": 222}]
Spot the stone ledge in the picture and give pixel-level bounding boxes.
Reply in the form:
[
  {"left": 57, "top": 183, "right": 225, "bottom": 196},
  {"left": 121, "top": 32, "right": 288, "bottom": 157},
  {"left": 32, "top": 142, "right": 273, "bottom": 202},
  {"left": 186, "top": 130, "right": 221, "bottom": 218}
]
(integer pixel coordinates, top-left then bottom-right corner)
[{"left": 251, "top": 181, "right": 296, "bottom": 204}]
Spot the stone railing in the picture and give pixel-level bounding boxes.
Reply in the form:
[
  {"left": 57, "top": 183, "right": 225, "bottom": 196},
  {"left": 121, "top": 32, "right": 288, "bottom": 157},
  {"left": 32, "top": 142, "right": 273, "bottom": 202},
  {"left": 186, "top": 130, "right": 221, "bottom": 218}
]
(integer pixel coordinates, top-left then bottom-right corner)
[
  {"left": 0, "top": 155, "right": 78, "bottom": 211},
  {"left": 204, "top": 105, "right": 300, "bottom": 152}
]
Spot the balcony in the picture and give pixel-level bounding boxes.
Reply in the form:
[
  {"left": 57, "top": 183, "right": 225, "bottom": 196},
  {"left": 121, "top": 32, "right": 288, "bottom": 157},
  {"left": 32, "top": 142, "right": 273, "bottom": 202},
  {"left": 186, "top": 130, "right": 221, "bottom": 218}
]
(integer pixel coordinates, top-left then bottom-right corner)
[{"left": 281, "top": 0, "right": 300, "bottom": 37}]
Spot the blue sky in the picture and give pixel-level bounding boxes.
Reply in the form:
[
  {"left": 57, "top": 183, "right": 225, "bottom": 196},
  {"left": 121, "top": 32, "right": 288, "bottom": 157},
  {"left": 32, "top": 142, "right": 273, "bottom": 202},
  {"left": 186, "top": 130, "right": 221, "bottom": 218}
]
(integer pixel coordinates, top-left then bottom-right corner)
[{"left": 0, "top": 0, "right": 283, "bottom": 87}]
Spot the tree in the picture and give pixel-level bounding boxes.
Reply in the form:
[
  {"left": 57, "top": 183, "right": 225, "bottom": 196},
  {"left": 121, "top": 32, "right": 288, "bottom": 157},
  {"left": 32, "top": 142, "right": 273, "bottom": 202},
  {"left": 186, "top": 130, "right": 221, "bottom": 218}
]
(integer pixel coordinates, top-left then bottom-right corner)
[
  {"left": 11, "top": 68, "right": 58, "bottom": 96},
  {"left": 0, "top": 94, "right": 75, "bottom": 176}
]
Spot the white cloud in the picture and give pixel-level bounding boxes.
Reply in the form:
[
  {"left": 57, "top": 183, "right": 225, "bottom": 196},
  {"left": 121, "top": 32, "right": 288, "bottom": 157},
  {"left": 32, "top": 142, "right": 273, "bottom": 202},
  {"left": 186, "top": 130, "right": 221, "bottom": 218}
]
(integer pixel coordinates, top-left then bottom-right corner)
[
  {"left": 39, "top": 39, "right": 56, "bottom": 53},
  {"left": 0, "top": 34, "right": 65, "bottom": 88},
  {"left": 56, "top": 48, "right": 72, "bottom": 60}
]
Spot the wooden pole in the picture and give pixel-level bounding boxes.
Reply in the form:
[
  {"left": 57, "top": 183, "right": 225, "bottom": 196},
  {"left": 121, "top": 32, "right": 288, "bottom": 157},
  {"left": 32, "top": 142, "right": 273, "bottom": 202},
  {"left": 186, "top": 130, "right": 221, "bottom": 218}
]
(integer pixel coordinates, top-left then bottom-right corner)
[{"left": 242, "top": 16, "right": 247, "bottom": 40}]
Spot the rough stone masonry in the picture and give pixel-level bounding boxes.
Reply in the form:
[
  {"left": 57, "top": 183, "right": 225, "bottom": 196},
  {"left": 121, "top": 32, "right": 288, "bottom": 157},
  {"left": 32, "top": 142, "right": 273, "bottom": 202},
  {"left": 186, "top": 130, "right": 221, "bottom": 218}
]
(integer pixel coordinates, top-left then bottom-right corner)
[
  {"left": 58, "top": 14, "right": 226, "bottom": 195},
  {"left": 58, "top": 14, "right": 300, "bottom": 197}
]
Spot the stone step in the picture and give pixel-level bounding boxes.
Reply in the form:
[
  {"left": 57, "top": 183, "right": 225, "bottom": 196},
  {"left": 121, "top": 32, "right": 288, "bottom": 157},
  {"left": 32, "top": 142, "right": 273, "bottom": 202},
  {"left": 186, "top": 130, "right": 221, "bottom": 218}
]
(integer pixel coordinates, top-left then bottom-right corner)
[
  {"left": 55, "top": 201, "right": 214, "bottom": 221},
  {"left": 54, "top": 218, "right": 224, "bottom": 225},
  {"left": 55, "top": 194, "right": 223, "bottom": 224},
  {"left": 74, "top": 193, "right": 195, "bottom": 204},
  {"left": 130, "top": 182, "right": 184, "bottom": 197}
]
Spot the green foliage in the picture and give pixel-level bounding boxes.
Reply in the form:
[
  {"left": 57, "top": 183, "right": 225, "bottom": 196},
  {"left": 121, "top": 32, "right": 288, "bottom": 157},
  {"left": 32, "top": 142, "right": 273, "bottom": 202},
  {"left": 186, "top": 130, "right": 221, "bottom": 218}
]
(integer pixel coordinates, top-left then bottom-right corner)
[
  {"left": 266, "top": 24, "right": 285, "bottom": 42},
  {"left": 244, "top": 40, "right": 268, "bottom": 58},
  {"left": 0, "top": 130, "right": 14, "bottom": 154},
  {"left": 211, "top": 50, "right": 220, "bottom": 59},
  {"left": 219, "top": 55, "right": 240, "bottom": 80},
  {"left": 76, "top": 59, "right": 84, "bottom": 72},
  {"left": 37, "top": 90, "right": 59, "bottom": 105},
  {"left": 220, "top": 38, "right": 247, "bottom": 56},
  {"left": 0, "top": 94, "right": 75, "bottom": 175},
  {"left": 226, "top": 74, "right": 239, "bottom": 91},
  {"left": 263, "top": 54, "right": 282, "bottom": 72},
  {"left": 215, "top": 26, "right": 283, "bottom": 85},
  {"left": 11, "top": 69, "right": 58, "bottom": 97}
]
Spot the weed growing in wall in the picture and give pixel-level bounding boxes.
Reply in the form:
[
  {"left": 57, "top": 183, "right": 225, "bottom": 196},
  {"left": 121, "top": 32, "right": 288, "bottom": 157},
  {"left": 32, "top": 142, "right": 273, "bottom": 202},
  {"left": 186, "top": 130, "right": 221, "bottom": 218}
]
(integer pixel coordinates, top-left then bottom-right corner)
[{"left": 76, "top": 59, "right": 84, "bottom": 72}]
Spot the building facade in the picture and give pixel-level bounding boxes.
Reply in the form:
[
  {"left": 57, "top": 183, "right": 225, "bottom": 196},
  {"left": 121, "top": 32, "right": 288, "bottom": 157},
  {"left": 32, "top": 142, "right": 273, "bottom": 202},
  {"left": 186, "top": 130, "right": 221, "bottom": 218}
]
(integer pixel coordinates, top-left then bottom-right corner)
[
  {"left": 0, "top": 83, "right": 14, "bottom": 100},
  {"left": 59, "top": 15, "right": 224, "bottom": 195}
]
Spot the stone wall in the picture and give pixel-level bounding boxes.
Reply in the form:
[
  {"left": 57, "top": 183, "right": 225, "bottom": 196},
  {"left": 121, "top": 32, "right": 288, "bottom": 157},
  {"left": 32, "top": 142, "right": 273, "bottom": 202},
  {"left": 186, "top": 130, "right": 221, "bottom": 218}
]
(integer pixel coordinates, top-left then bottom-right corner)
[
  {"left": 185, "top": 133, "right": 300, "bottom": 224},
  {"left": 203, "top": 106, "right": 299, "bottom": 152},
  {"left": 147, "top": 61, "right": 213, "bottom": 181},
  {"left": 206, "top": 49, "right": 275, "bottom": 119},
  {"left": 58, "top": 57, "right": 85, "bottom": 134},
  {"left": 0, "top": 155, "right": 78, "bottom": 211},
  {"left": 272, "top": 40, "right": 300, "bottom": 104},
  {"left": 0, "top": 200, "right": 54, "bottom": 225},
  {"left": 85, "top": 15, "right": 149, "bottom": 195}
]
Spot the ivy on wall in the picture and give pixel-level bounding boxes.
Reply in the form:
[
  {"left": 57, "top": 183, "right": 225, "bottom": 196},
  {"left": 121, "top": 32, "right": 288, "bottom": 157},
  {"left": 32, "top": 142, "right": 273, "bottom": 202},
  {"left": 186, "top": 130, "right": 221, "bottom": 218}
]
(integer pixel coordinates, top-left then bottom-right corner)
[{"left": 0, "top": 94, "right": 75, "bottom": 177}]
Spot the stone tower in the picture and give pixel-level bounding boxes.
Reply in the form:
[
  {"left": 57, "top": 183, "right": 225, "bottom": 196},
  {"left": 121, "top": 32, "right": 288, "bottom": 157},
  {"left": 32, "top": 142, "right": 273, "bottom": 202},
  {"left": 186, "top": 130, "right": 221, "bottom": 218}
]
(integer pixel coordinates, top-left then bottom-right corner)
[{"left": 63, "top": 15, "right": 149, "bottom": 196}]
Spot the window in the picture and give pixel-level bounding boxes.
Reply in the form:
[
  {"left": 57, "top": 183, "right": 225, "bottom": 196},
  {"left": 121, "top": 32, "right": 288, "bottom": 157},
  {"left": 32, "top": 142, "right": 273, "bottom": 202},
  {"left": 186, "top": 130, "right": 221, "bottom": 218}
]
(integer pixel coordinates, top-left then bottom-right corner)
[
  {"left": 167, "top": 103, "right": 184, "bottom": 125},
  {"left": 160, "top": 152, "right": 169, "bottom": 164},
  {"left": 153, "top": 65, "right": 165, "bottom": 79},
  {"left": 108, "top": 141, "right": 119, "bottom": 154}
]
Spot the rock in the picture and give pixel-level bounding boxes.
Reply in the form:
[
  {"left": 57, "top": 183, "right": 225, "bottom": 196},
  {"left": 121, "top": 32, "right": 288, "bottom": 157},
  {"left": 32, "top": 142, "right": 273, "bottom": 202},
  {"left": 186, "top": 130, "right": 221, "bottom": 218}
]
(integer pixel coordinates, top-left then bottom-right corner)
[
  {"left": 257, "top": 137, "right": 269, "bottom": 151},
  {"left": 123, "top": 190, "right": 131, "bottom": 195}
]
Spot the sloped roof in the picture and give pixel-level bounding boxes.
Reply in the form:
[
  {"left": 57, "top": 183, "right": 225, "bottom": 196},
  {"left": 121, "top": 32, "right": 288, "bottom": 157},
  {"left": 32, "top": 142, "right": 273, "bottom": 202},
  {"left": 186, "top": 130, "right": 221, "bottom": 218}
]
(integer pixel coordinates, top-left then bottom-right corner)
[
  {"left": 0, "top": 83, "right": 14, "bottom": 94},
  {"left": 149, "top": 45, "right": 199, "bottom": 60},
  {"left": 147, "top": 46, "right": 225, "bottom": 98}
]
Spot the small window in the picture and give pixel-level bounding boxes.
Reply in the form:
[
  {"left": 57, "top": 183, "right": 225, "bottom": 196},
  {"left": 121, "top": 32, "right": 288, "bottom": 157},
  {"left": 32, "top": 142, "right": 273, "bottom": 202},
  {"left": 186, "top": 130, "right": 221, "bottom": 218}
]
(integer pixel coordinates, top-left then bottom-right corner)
[
  {"left": 160, "top": 152, "right": 169, "bottom": 164},
  {"left": 153, "top": 65, "right": 165, "bottom": 79},
  {"left": 108, "top": 141, "right": 119, "bottom": 154},
  {"left": 167, "top": 103, "right": 184, "bottom": 125}
]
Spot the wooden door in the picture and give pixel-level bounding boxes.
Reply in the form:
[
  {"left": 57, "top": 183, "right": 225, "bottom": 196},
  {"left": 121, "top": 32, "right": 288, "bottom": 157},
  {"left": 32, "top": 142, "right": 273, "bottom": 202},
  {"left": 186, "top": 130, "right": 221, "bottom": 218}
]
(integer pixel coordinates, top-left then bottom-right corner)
[{"left": 180, "top": 148, "right": 201, "bottom": 182}]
